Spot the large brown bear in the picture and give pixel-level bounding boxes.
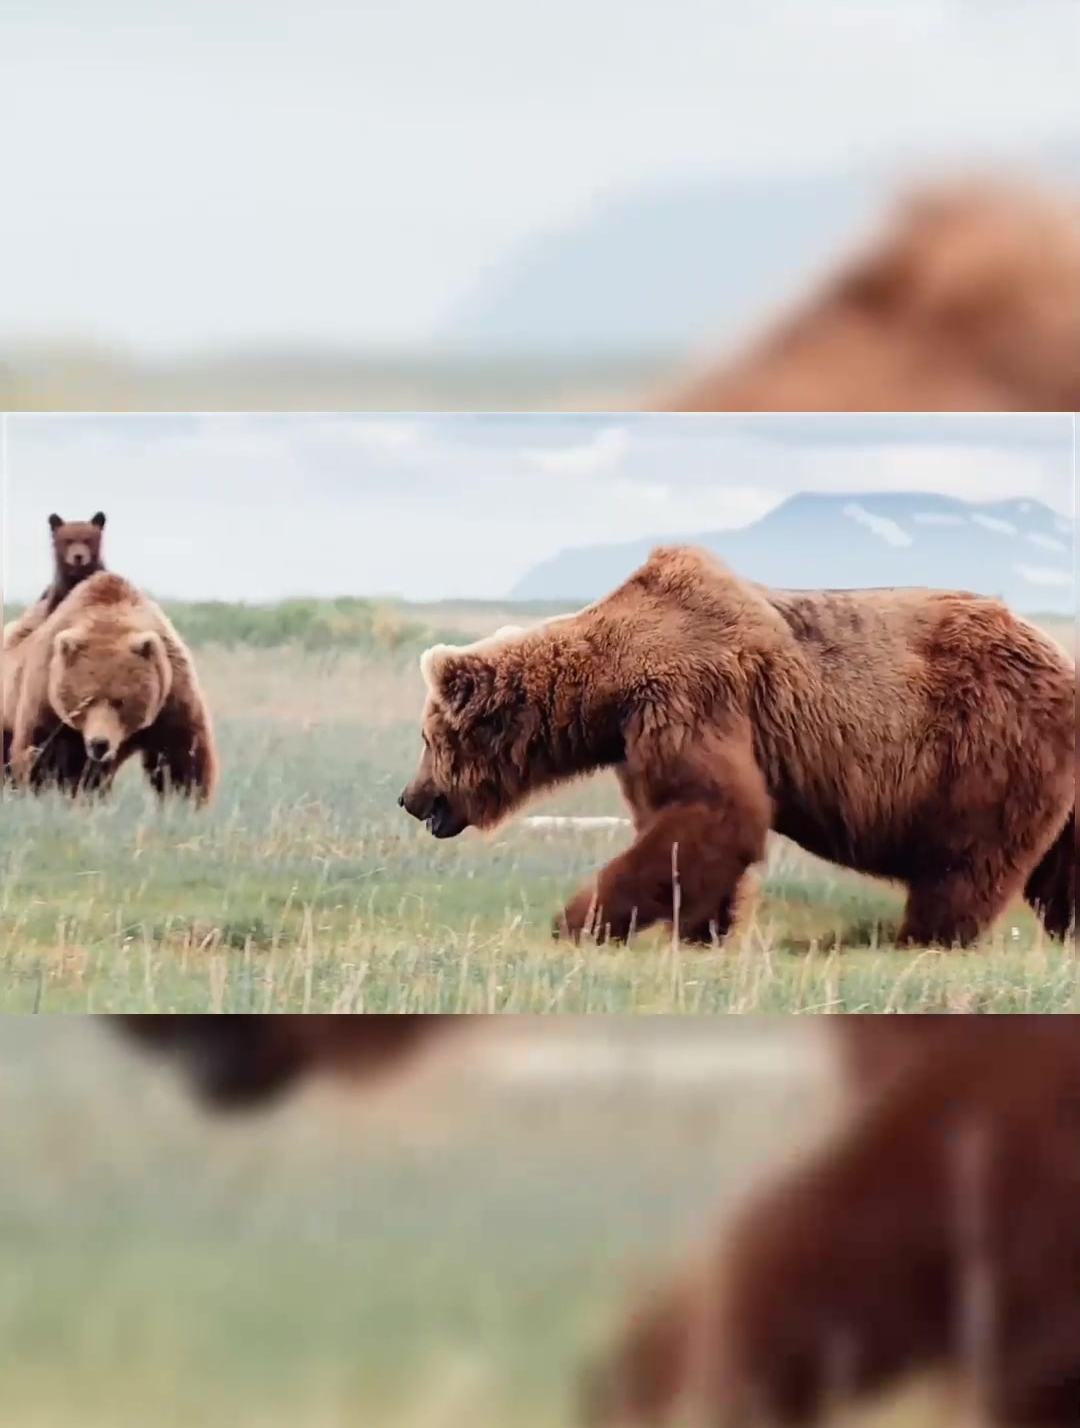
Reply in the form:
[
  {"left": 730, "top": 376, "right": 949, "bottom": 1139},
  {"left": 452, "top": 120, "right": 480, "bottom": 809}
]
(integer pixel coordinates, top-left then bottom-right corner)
[
  {"left": 398, "top": 545, "right": 1075, "bottom": 950},
  {"left": 110, "top": 1014, "right": 464, "bottom": 1109},
  {"left": 3, "top": 570, "right": 217, "bottom": 800},
  {"left": 659, "top": 181, "right": 1080, "bottom": 414},
  {"left": 581, "top": 1015, "right": 1080, "bottom": 1427}
]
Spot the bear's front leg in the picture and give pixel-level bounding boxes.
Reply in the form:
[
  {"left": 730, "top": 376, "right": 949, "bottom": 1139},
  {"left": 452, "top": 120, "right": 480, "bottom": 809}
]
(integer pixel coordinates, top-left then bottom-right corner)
[
  {"left": 141, "top": 726, "right": 217, "bottom": 805},
  {"left": 8, "top": 710, "right": 68, "bottom": 791},
  {"left": 553, "top": 799, "right": 767, "bottom": 947}
]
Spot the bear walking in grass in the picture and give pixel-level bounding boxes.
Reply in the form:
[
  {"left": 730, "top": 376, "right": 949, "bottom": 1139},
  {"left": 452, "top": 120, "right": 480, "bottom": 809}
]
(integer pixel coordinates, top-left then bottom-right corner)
[
  {"left": 2, "top": 570, "right": 217, "bottom": 801},
  {"left": 582, "top": 1016, "right": 1080, "bottom": 1427},
  {"left": 399, "top": 545, "right": 1075, "bottom": 950}
]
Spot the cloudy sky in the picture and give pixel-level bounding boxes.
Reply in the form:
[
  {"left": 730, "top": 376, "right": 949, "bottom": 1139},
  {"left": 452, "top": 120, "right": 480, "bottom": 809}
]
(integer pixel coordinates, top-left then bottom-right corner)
[
  {"left": 1, "top": 413, "right": 1073, "bottom": 602},
  {"left": 3, "top": 0, "right": 1077, "bottom": 350}
]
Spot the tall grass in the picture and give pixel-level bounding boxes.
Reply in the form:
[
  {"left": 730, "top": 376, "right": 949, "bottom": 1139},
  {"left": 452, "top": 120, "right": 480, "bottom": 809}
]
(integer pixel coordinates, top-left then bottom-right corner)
[{"left": 1, "top": 619, "right": 1074, "bottom": 1014}]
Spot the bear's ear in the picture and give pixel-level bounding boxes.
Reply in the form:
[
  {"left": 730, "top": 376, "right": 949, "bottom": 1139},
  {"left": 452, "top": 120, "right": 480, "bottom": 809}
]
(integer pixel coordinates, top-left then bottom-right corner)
[
  {"left": 437, "top": 656, "right": 488, "bottom": 718},
  {"left": 419, "top": 642, "right": 456, "bottom": 692},
  {"left": 91, "top": 511, "right": 106, "bottom": 528},
  {"left": 128, "top": 631, "right": 162, "bottom": 661},
  {"left": 419, "top": 644, "right": 491, "bottom": 717},
  {"left": 48, "top": 513, "right": 63, "bottom": 531},
  {"left": 55, "top": 629, "right": 86, "bottom": 661}
]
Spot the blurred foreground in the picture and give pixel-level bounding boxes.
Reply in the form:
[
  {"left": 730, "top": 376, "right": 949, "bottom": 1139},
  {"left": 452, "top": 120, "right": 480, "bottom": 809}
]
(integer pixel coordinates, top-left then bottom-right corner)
[
  {"left": 4, "top": 179, "right": 1076, "bottom": 413},
  {"left": 0, "top": 1018, "right": 837, "bottom": 1427},
  {"left": 2, "top": 1017, "right": 1076, "bottom": 1426}
]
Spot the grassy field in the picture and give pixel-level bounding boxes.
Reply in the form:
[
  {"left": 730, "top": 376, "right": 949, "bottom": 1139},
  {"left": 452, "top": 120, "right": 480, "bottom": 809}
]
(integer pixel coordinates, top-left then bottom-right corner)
[
  {"left": 0, "top": 1016, "right": 964, "bottom": 1428},
  {"left": 0, "top": 344, "right": 667, "bottom": 412},
  {"left": 0, "top": 603, "right": 1074, "bottom": 1013}
]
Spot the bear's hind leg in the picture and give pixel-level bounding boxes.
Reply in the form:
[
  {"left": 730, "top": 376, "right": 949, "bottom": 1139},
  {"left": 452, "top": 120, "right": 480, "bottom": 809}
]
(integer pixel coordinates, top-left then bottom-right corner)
[
  {"left": 897, "top": 859, "right": 1026, "bottom": 950},
  {"left": 1023, "top": 814, "right": 1076, "bottom": 942}
]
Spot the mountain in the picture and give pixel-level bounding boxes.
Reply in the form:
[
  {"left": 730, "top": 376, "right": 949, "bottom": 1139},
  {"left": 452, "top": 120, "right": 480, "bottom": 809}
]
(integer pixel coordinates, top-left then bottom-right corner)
[
  {"left": 441, "top": 148, "right": 1078, "bottom": 355},
  {"left": 441, "top": 173, "right": 880, "bottom": 354},
  {"left": 509, "top": 492, "right": 1074, "bottom": 613}
]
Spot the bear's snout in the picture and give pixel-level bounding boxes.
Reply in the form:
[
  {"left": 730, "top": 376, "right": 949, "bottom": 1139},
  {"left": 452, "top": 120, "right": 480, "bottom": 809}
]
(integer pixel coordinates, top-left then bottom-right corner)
[
  {"left": 399, "top": 784, "right": 434, "bottom": 823},
  {"left": 81, "top": 702, "right": 125, "bottom": 764},
  {"left": 399, "top": 786, "right": 468, "bottom": 839},
  {"left": 64, "top": 542, "right": 93, "bottom": 569}
]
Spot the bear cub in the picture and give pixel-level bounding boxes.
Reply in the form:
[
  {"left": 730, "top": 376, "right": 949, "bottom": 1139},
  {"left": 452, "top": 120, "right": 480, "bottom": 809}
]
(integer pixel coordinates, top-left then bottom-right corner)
[{"left": 43, "top": 511, "right": 107, "bottom": 615}]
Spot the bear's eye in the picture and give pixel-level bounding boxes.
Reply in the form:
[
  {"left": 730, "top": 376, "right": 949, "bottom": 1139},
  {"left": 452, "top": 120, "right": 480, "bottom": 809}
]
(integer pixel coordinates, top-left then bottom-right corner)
[{"left": 110, "top": 698, "right": 125, "bottom": 713}]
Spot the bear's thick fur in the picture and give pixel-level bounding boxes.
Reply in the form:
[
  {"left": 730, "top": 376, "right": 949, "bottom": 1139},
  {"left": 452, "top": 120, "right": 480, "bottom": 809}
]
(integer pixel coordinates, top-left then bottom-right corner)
[
  {"left": 110, "top": 1014, "right": 462, "bottom": 1109},
  {"left": 3, "top": 571, "right": 217, "bottom": 801},
  {"left": 399, "top": 545, "right": 1075, "bottom": 949},
  {"left": 660, "top": 182, "right": 1080, "bottom": 413},
  {"left": 44, "top": 510, "right": 108, "bottom": 614},
  {"left": 582, "top": 1016, "right": 1080, "bottom": 1427},
  {"left": 1, "top": 511, "right": 109, "bottom": 665}
]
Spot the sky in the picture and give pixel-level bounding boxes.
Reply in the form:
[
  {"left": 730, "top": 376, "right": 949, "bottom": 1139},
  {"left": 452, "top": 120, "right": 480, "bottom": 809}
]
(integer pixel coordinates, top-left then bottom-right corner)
[
  {"left": 1, "top": 413, "right": 1073, "bottom": 602},
  {"left": 2, "top": 0, "right": 1077, "bottom": 350}
]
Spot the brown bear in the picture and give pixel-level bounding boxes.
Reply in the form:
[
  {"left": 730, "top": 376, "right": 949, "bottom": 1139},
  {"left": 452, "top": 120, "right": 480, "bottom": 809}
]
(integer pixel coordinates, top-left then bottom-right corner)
[
  {"left": 44, "top": 510, "right": 108, "bottom": 614},
  {"left": 398, "top": 545, "right": 1076, "bottom": 950},
  {"left": 109, "top": 1014, "right": 464, "bottom": 1110},
  {"left": 659, "top": 181, "right": 1080, "bottom": 414},
  {"left": 1, "top": 511, "right": 108, "bottom": 667},
  {"left": 3, "top": 570, "right": 217, "bottom": 800},
  {"left": 581, "top": 1015, "right": 1080, "bottom": 1427}
]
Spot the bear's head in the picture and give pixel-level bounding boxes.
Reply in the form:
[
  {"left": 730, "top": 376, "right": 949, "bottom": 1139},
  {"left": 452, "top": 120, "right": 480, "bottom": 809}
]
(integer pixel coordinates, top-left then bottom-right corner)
[
  {"left": 48, "top": 511, "right": 106, "bottom": 580},
  {"left": 109, "top": 1014, "right": 461, "bottom": 1111},
  {"left": 48, "top": 621, "right": 172, "bottom": 765},
  {"left": 398, "top": 625, "right": 545, "bottom": 838}
]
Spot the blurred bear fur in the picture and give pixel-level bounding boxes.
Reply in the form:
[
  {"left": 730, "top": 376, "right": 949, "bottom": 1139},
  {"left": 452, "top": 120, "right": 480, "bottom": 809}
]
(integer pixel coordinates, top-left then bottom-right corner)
[
  {"left": 111, "top": 1014, "right": 463, "bottom": 1109},
  {"left": 661, "top": 181, "right": 1080, "bottom": 413},
  {"left": 584, "top": 1016, "right": 1080, "bottom": 1426}
]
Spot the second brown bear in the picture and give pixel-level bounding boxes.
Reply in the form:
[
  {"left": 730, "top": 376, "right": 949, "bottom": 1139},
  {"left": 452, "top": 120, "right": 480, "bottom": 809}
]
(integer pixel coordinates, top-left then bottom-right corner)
[{"left": 4, "top": 571, "right": 217, "bottom": 801}]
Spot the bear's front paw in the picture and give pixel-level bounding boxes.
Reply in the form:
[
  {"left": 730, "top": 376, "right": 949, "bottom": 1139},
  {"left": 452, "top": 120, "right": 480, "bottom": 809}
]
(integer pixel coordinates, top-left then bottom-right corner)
[
  {"left": 553, "top": 887, "right": 601, "bottom": 944},
  {"left": 552, "top": 888, "right": 633, "bottom": 946}
]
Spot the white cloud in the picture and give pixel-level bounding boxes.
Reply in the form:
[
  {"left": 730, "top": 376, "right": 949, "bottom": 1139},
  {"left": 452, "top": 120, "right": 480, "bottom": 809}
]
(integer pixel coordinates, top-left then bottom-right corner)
[
  {"left": 842, "top": 503, "right": 913, "bottom": 547},
  {"left": 1027, "top": 532, "right": 1069, "bottom": 554},
  {"left": 521, "top": 426, "right": 631, "bottom": 477},
  {"left": 1054, "top": 517, "right": 1074, "bottom": 536},
  {"left": 1014, "top": 563, "right": 1073, "bottom": 588},
  {"left": 335, "top": 420, "right": 420, "bottom": 455},
  {"left": 971, "top": 513, "right": 1017, "bottom": 535},
  {"left": 912, "top": 512, "right": 965, "bottom": 526},
  {"left": 622, "top": 481, "right": 670, "bottom": 504}
]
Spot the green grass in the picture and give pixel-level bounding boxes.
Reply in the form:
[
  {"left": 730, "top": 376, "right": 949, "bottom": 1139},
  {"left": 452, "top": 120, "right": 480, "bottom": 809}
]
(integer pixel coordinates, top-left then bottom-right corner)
[
  {"left": 5, "top": 594, "right": 467, "bottom": 655},
  {"left": 0, "top": 344, "right": 668, "bottom": 413},
  {"left": 1, "top": 629, "right": 1075, "bottom": 1013}
]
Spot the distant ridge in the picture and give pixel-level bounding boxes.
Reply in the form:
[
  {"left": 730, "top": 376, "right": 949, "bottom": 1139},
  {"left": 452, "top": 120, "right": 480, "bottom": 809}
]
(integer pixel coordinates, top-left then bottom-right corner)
[{"left": 509, "top": 491, "right": 1073, "bottom": 614}]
